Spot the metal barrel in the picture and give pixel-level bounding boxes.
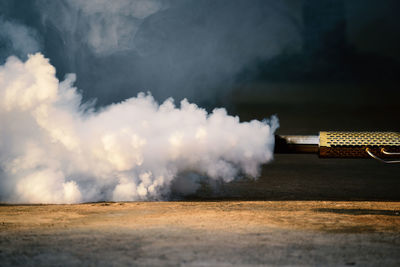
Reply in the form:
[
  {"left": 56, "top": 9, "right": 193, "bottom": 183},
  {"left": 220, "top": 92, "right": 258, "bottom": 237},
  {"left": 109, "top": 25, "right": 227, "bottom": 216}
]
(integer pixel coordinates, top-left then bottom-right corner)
[{"left": 274, "top": 135, "right": 319, "bottom": 154}]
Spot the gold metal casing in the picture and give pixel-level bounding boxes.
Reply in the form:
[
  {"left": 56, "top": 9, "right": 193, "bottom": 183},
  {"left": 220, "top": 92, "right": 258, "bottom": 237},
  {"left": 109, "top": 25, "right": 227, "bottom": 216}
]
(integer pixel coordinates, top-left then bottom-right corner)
[{"left": 319, "top": 131, "right": 400, "bottom": 158}]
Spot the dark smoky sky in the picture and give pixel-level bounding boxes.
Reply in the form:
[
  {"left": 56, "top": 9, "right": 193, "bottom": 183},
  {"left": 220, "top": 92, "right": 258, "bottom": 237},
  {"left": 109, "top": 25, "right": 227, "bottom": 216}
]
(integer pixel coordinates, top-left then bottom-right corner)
[{"left": 0, "top": 0, "right": 399, "bottom": 116}]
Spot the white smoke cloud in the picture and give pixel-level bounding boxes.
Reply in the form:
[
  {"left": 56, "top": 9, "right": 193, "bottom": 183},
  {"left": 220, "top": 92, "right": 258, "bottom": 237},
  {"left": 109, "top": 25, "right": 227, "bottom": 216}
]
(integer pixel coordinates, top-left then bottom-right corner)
[{"left": 0, "top": 53, "right": 278, "bottom": 204}]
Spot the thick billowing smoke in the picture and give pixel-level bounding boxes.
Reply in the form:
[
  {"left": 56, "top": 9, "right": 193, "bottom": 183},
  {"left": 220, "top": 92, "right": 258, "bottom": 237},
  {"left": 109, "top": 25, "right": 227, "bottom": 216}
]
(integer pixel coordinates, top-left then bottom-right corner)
[{"left": 0, "top": 54, "right": 278, "bottom": 203}]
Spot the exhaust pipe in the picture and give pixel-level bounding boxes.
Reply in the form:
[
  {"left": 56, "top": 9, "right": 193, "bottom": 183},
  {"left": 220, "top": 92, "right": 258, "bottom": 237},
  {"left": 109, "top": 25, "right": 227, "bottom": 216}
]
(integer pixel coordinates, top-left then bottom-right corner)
[{"left": 275, "top": 131, "right": 400, "bottom": 163}]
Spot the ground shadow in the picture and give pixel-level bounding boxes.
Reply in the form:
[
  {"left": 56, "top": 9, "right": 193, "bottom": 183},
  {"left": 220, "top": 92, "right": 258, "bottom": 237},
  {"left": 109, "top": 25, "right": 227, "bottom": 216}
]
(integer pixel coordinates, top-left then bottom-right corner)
[
  {"left": 314, "top": 208, "right": 400, "bottom": 216},
  {"left": 184, "top": 154, "right": 400, "bottom": 202}
]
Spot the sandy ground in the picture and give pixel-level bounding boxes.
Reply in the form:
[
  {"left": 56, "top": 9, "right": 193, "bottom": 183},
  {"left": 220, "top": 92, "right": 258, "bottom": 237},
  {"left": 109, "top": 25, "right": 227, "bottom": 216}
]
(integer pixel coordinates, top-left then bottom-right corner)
[{"left": 1, "top": 200, "right": 400, "bottom": 266}]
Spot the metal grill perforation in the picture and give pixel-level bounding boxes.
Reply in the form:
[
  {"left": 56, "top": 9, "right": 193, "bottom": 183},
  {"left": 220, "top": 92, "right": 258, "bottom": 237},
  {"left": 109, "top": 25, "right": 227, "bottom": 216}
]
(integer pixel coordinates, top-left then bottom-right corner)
[{"left": 319, "top": 131, "right": 400, "bottom": 158}]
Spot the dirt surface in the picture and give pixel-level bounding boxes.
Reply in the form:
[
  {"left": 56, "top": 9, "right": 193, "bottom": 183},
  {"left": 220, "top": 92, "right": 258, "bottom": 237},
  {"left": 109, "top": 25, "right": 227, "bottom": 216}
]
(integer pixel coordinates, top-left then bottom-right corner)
[{"left": 1, "top": 201, "right": 399, "bottom": 266}]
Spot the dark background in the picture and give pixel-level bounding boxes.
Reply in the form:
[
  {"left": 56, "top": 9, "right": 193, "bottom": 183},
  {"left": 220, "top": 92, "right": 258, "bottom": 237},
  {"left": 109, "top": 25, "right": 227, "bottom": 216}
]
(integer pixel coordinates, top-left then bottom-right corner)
[{"left": 1, "top": 0, "right": 399, "bottom": 200}]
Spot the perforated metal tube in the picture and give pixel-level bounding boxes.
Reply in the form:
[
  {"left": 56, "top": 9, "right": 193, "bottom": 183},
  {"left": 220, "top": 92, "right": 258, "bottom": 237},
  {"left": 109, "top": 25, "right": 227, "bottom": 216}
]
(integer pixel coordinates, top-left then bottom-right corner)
[
  {"left": 275, "top": 131, "right": 400, "bottom": 163},
  {"left": 319, "top": 131, "right": 400, "bottom": 158}
]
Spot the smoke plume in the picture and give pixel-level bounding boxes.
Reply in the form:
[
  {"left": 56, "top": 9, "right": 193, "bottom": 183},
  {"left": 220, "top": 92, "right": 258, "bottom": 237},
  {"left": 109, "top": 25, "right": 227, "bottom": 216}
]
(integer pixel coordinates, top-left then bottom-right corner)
[
  {"left": 32, "top": 0, "right": 301, "bottom": 105},
  {"left": 0, "top": 54, "right": 278, "bottom": 203},
  {"left": 0, "top": 17, "right": 41, "bottom": 62}
]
